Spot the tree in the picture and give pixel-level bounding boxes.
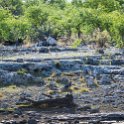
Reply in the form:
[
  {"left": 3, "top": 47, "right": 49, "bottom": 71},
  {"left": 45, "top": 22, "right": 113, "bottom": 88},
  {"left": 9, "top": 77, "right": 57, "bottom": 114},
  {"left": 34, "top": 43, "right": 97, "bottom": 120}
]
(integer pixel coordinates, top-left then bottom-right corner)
[
  {"left": 0, "top": 8, "right": 30, "bottom": 43},
  {"left": 43, "top": 0, "right": 66, "bottom": 9},
  {"left": 0, "top": 8, "right": 11, "bottom": 42},
  {"left": 5, "top": 17, "right": 31, "bottom": 42},
  {"left": 72, "top": 0, "right": 84, "bottom": 7},
  {"left": 83, "top": 0, "right": 121, "bottom": 12},
  {"left": 0, "top": 0, "right": 23, "bottom": 15}
]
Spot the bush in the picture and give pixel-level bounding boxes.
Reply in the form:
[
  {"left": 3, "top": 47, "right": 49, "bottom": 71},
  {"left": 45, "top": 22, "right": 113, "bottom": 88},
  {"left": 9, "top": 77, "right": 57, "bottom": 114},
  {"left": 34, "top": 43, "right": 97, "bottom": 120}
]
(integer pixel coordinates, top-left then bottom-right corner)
[
  {"left": 17, "top": 69, "right": 27, "bottom": 75},
  {"left": 72, "top": 39, "right": 82, "bottom": 48}
]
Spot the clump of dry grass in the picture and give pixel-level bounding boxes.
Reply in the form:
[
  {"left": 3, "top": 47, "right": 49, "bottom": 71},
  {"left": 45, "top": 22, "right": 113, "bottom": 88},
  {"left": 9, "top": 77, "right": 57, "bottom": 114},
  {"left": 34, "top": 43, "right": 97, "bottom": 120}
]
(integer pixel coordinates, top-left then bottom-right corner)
[
  {"left": 50, "top": 72, "right": 57, "bottom": 77},
  {"left": 1, "top": 85, "right": 20, "bottom": 93},
  {"left": 47, "top": 90, "right": 55, "bottom": 95},
  {"left": 0, "top": 92, "right": 4, "bottom": 98},
  {"left": 70, "top": 86, "right": 89, "bottom": 94},
  {"left": 79, "top": 76, "right": 86, "bottom": 83},
  {"left": 91, "top": 28, "right": 111, "bottom": 47}
]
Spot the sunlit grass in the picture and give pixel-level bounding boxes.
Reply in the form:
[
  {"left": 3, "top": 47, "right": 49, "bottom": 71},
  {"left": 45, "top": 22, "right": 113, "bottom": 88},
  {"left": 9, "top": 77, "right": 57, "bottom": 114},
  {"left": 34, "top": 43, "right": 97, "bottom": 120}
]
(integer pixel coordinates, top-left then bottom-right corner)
[
  {"left": 70, "top": 86, "right": 89, "bottom": 94},
  {"left": 0, "top": 92, "right": 4, "bottom": 98},
  {"left": 1, "top": 50, "right": 95, "bottom": 61},
  {"left": 0, "top": 85, "right": 21, "bottom": 93}
]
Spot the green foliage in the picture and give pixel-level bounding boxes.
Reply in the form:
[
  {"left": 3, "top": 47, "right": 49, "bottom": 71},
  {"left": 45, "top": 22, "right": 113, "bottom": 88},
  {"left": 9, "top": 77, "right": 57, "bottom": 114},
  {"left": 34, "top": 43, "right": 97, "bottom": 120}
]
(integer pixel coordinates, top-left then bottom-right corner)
[
  {"left": 98, "top": 11, "right": 124, "bottom": 47},
  {"left": 0, "top": 0, "right": 124, "bottom": 47},
  {"left": 72, "top": 39, "right": 82, "bottom": 48},
  {"left": 0, "top": 8, "right": 11, "bottom": 42},
  {"left": 0, "top": 0, "right": 23, "bottom": 15},
  {"left": 43, "top": 0, "right": 66, "bottom": 9},
  {"left": 0, "top": 10, "right": 31, "bottom": 43},
  {"left": 84, "top": 0, "right": 121, "bottom": 12},
  {"left": 17, "top": 68, "right": 27, "bottom": 75}
]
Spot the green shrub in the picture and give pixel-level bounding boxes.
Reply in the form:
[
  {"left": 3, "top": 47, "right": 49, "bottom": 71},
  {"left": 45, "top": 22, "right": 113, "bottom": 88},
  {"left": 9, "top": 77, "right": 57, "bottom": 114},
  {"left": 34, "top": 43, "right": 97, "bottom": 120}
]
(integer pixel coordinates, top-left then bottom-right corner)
[
  {"left": 17, "top": 69, "right": 27, "bottom": 75},
  {"left": 72, "top": 39, "right": 82, "bottom": 48}
]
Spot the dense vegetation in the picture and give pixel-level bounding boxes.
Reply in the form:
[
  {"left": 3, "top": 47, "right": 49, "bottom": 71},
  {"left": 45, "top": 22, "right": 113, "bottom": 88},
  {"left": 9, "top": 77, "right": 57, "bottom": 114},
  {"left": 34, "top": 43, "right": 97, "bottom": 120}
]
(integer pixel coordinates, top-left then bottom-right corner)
[{"left": 0, "top": 0, "right": 124, "bottom": 47}]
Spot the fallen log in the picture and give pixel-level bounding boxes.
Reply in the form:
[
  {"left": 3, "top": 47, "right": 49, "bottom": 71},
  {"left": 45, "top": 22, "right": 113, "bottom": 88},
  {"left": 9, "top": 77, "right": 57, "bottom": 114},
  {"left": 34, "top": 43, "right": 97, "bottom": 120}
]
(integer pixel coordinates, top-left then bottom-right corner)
[{"left": 17, "top": 94, "right": 76, "bottom": 109}]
